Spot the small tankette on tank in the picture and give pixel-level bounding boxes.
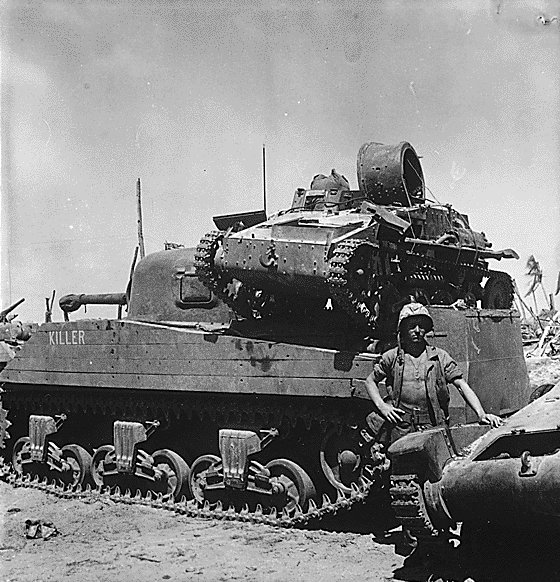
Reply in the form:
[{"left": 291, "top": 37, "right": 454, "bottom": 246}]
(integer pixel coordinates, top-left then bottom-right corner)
[
  {"left": 195, "top": 141, "right": 518, "bottom": 339},
  {"left": 0, "top": 141, "right": 529, "bottom": 532}
]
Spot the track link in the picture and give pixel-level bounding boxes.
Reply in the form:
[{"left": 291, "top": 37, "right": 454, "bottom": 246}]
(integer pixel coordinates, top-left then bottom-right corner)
[
  {"left": 389, "top": 473, "right": 438, "bottom": 539},
  {"left": 0, "top": 386, "right": 388, "bottom": 529},
  {"left": 0, "top": 457, "right": 377, "bottom": 529},
  {"left": 327, "top": 239, "right": 381, "bottom": 331}
]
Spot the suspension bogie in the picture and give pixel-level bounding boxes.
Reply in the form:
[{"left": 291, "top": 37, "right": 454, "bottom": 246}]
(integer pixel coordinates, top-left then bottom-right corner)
[
  {"left": 91, "top": 420, "right": 190, "bottom": 500},
  {"left": 7, "top": 401, "right": 381, "bottom": 524},
  {"left": 11, "top": 414, "right": 93, "bottom": 488}
]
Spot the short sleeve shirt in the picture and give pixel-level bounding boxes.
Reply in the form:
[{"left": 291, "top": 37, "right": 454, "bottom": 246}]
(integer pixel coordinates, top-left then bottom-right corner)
[{"left": 371, "top": 345, "right": 463, "bottom": 392}]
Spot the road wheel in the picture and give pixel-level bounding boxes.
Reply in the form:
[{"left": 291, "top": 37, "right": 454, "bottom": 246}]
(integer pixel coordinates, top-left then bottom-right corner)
[
  {"left": 189, "top": 454, "right": 220, "bottom": 504},
  {"left": 91, "top": 444, "right": 115, "bottom": 488},
  {"left": 12, "top": 436, "right": 31, "bottom": 475},
  {"left": 61, "top": 444, "right": 93, "bottom": 487},
  {"left": 152, "top": 448, "right": 191, "bottom": 500},
  {"left": 266, "top": 458, "right": 316, "bottom": 514}
]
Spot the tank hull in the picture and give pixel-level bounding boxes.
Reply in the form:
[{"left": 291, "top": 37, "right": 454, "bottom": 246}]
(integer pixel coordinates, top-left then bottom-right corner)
[
  {"left": 1, "top": 307, "right": 530, "bottom": 526},
  {"left": 389, "top": 384, "right": 560, "bottom": 536}
]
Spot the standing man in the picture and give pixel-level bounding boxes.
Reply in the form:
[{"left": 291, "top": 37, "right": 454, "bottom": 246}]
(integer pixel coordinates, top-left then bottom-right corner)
[{"left": 365, "top": 303, "right": 502, "bottom": 442}]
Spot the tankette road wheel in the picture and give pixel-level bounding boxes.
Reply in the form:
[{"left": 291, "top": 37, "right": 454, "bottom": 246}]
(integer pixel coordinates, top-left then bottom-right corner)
[
  {"left": 152, "top": 448, "right": 191, "bottom": 500},
  {"left": 12, "top": 436, "right": 31, "bottom": 476},
  {"left": 60, "top": 444, "right": 93, "bottom": 487},
  {"left": 266, "top": 458, "right": 317, "bottom": 513},
  {"left": 189, "top": 454, "right": 220, "bottom": 504},
  {"left": 91, "top": 444, "right": 115, "bottom": 488}
]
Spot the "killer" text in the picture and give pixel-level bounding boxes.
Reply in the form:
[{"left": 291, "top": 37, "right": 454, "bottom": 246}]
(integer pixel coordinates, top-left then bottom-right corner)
[{"left": 48, "top": 330, "right": 85, "bottom": 345}]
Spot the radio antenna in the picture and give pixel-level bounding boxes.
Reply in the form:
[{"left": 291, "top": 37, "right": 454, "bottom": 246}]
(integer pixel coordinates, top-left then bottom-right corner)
[{"left": 262, "top": 144, "right": 267, "bottom": 216}]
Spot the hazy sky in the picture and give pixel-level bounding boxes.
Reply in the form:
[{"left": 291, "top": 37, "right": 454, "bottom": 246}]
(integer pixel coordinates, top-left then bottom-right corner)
[{"left": 1, "top": 0, "right": 559, "bottom": 322}]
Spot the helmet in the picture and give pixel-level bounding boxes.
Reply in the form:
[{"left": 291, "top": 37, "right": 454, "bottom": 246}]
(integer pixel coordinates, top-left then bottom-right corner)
[{"left": 398, "top": 302, "right": 433, "bottom": 332}]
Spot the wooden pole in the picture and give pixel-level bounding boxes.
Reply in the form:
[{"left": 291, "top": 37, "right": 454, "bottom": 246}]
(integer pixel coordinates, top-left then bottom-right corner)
[
  {"left": 262, "top": 144, "right": 267, "bottom": 216},
  {"left": 136, "top": 178, "right": 146, "bottom": 259}
]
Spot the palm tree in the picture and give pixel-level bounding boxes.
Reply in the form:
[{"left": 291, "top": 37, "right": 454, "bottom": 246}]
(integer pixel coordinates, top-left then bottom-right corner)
[{"left": 525, "top": 255, "right": 549, "bottom": 313}]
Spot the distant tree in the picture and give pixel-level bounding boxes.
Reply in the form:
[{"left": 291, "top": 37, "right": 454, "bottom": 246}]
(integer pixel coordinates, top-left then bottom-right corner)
[{"left": 525, "top": 255, "right": 549, "bottom": 312}]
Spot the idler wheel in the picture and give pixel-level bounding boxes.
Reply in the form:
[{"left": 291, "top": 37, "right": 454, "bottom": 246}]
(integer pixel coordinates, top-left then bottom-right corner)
[
  {"left": 60, "top": 444, "right": 93, "bottom": 487},
  {"left": 189, "top": 454, "right": 220, "bottom": 504},
  {"left": 12, "top": 436, "right": 31, "bottom": 476},
  {"left": 482, "top": 272, "right": 514, "bottom": 309},
  {"left": 266, "top": 458, "right": 316, "bottom": 513},
  {"left": 152, "top": 449, "right": 191, "bottom": 500},
  {"left": 91, "top": 444, "right": 115, "bottom": 488}
]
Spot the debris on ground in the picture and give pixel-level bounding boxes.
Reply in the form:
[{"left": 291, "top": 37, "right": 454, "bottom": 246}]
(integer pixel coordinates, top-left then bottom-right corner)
[{"left": 25, "top": 519, "right": 60, "bottom": 540}]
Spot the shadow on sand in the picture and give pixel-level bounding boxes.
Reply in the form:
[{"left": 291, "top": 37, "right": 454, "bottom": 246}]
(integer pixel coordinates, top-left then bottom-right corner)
[{"left": 393, "top": 527, "right": 560, "bottom": 582}]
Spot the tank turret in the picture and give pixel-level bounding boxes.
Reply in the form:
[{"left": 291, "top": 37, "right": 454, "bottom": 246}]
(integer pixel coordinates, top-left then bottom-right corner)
[{"left": 195, "top": 141, "right": 518, "bottom": 339}]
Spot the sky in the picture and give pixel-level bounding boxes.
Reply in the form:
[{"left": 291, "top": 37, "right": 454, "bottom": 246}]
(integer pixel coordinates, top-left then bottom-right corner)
[{"left": 1, "top": 0, "right": 559, "bottom": 322}]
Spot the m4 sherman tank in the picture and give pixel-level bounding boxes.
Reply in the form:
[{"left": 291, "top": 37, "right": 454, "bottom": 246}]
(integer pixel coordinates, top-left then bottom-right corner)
[
  {"left": 0, "top": 140, "right": 528, "bottom": 529},
  {"left": 0, "top": 244, "right": 529, "bottom": 528},
  {"left": 195, "top": 142, "right": 518, "bottom": 338}
]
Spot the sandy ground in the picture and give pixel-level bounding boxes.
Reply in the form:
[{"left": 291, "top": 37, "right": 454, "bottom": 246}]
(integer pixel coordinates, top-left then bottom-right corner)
[
  {"left": 0, "top": 483, "right": 407, "bottom": 582},
  {"left": 525, "top": 356, "right": 560, "bottom": 389},
  {"left": 2, "top": 358, "right": 560, "bottom": 582}
]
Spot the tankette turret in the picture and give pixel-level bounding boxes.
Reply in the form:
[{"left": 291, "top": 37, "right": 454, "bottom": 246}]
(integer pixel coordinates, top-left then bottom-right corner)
[{"left": 195, "top": 141, "right": 518, "bottom": 339}]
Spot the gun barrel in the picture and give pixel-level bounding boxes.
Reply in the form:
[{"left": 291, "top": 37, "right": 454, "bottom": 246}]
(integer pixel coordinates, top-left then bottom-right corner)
[
  {"left": 0, "top": 298, "right": 25, "bottom": 320},
  {"left": 59, "top": 293, "right": 127, "bottom": 313}
]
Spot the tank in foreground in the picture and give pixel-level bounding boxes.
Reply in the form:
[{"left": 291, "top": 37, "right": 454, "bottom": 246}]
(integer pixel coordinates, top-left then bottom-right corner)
[{"left": 388, "top": 381, "right": 560, "bottom": 541}]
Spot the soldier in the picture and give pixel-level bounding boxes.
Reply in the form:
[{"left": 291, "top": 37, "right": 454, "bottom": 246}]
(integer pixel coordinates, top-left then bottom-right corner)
[{"left": 365, "top": 302, "right": 503, "bottom": 443}]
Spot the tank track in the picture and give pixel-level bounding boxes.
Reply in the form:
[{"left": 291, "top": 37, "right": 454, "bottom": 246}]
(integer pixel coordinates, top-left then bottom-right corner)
[
  {"left": 0, "top": 398, "right": 10, "bottom": 449},
  {"left": 194, "top": 231, "right": 242, "bottom": 314},
  {"left": 327, "top": 239, "right": 381, "bottom": 331},
  {"left": 389, "top": 474, "right": 438, "bottom": 539},
  {"left": 0, "top": 388, "right": 386, "bottom": 529},
  {"left": 195, "top": 231, "right": 272, "bottom": 320},
  {"left": 327, "top": 237, "right": 495, "bottom": 331},
  {"left": 0, "top": 457, "right": 374, "bottom": 529}
]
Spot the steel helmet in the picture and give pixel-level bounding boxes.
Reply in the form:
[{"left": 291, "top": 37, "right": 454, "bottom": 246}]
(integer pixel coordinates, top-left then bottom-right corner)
[{"left": 398, "top": 302, "right": 434, "bottom": 332}]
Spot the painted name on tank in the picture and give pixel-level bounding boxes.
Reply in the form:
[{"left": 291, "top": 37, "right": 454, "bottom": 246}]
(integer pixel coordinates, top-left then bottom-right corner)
[{"left": 48, "top": 330, "right": 85, "bottom": 345}]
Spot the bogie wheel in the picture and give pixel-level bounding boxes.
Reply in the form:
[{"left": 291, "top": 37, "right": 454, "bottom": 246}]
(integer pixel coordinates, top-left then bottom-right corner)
[
  {"left": 61, "top": 444, "right": 93, "bottom": 487},
  {"left": 482, "top": 272, "right": 514, "bottom": 309},
  {"left": 12, "top": 436, "right": 31, "bottom": 476},
  {"left": 152, "top": 449, "right": 191, "bottom": 500},
  {"left": 189, "top": 454, "right": 220, "bottom": 504},
  {"left": 91, "top": 444, "right": 115, "bottom": 488},
  {"left": 266, "top": 458, "right": 317, "bottom": 513}
]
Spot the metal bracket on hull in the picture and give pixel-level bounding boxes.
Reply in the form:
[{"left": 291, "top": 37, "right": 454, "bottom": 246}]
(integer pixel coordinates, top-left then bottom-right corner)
[
  {"left": 219, "top": 429, "right": 262, "bottom": 488},
  {"left": 29, "top": 415, "right": 66, "bottom": 462},
  {"left": 113, "top": 420, "right": 159, "bottom": 473}
]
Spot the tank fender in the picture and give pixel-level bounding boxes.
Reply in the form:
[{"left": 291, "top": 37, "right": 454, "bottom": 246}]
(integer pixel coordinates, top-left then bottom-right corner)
[
  {"left": 388, "top": 423, "right": 491, "bottom": 483},
  {"left": 388, "top": 428, "right": 452, "bottom": 483}
]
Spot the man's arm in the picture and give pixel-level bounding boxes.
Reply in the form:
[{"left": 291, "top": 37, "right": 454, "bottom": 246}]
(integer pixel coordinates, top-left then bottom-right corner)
[
  {"left": 452, "top": 378, "right": 503, "bottom": 428},
  {"left": 365, "top": 372, "right": 405, "bottom": 425}
]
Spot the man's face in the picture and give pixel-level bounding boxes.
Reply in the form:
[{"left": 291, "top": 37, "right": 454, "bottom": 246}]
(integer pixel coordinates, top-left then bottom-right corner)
[{"left": 401, "top": 316, "right": 429, "bottom": 344}]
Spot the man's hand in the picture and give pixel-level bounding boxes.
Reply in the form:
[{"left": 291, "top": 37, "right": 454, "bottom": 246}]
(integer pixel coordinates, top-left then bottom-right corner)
[
  {"left": 378, "top": 402, "right": 405, "bottom": 425},
  {"left": 478, "top": 413, "right": 503, "bottom": 428}
]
